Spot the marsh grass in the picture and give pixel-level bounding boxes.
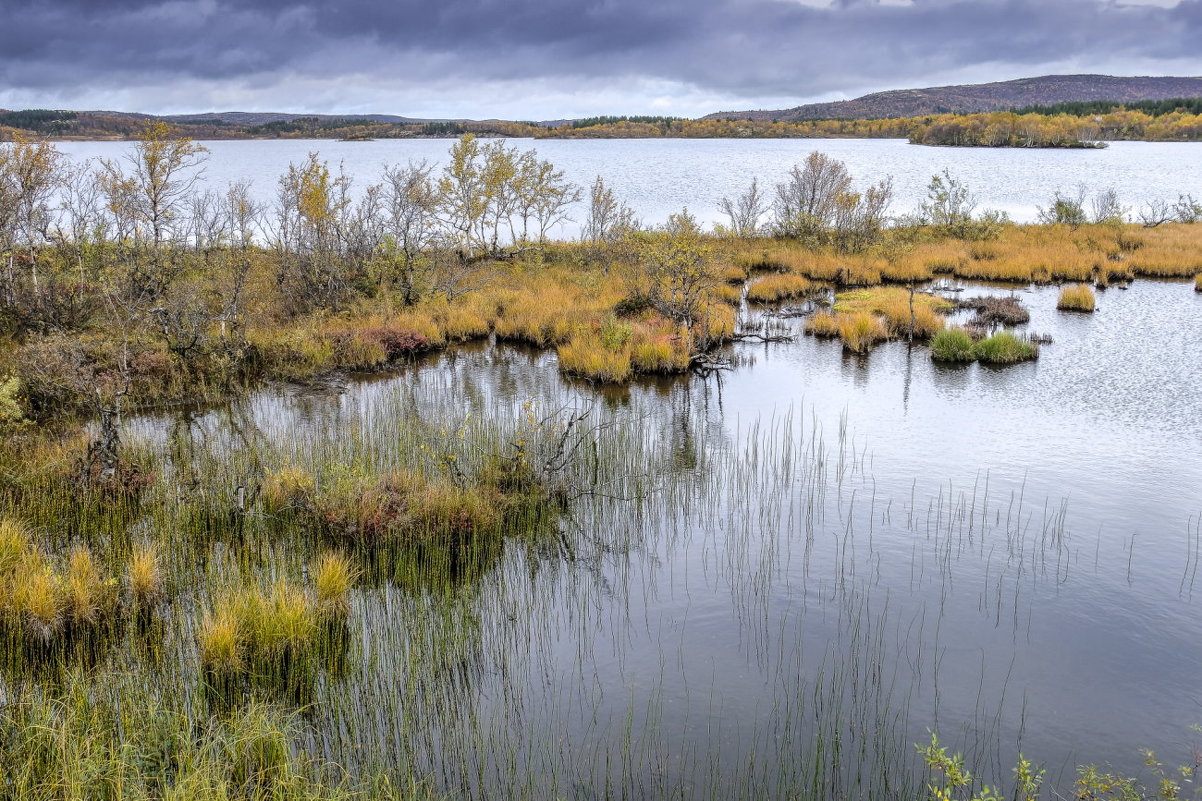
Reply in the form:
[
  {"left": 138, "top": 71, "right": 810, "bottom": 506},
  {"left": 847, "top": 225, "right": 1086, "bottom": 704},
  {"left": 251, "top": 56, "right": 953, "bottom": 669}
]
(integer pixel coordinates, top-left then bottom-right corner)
[
  {"left": 930, "top": 328, "right": 977, "bottom": 362},
  {"left": 973, "top": 331, "right": 1040, "bottom": 364},
  {"left": 804, "top": 310, "right": 842, "bottom": 338},
  {"left": 834, "top": 287, "right": 951, "bottom": 339},
  {"left": 0, "top": 680, "right": 415, "bottom": 801},
  {"left": 746, "top": 273, "right": 815, "bottom": 303},
  {"left": 837, "top": 312, "right": 890, "bottom": 354},
  {"left": 1057, "top": 284, "right": 1097, "bottom": 312},
  {"left": 1195, "top": 273, "right": 1202, "bottom": 292}
]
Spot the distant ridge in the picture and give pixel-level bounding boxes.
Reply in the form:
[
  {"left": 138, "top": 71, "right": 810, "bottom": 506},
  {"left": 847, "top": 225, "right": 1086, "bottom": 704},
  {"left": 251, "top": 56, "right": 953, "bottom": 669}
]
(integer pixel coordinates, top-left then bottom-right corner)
[
  {"left": 159, "top": 111, "right": 461, "bottom": 125},
  {"left": 703, "top": 74, "right": 1202, "bottom": 121}
]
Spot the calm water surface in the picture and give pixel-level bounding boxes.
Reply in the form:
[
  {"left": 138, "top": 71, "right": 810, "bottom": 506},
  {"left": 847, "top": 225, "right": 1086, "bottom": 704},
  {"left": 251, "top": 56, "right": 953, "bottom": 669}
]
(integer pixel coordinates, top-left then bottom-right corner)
[
  {"left": 130, "top": 277, "right": 1202, "bottom": 798},
  {"left": 58, "top": 137, "right": 1202, "bottom": 232}
]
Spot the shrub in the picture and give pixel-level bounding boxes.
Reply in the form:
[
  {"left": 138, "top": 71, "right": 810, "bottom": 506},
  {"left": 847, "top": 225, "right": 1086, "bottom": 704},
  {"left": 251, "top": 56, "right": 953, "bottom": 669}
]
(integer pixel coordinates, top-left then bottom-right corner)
[
  {"left": 0, "top": 376, "right": 27, "bottom": 431},
  {"left": 930, "top": 328, "right": 976, "bottom": 362},
  {"left": 958, "top": 296, "right": 1030, "bottom": 327},
  {"left": 1057, "top": 284, "right": 1096, "bottom": 312}
]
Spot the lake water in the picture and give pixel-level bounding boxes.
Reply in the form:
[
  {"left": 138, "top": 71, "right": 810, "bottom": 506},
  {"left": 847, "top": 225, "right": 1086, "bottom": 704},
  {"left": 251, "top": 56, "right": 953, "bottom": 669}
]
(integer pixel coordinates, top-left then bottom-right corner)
[
  {"left": 57, "top": 137, "right": 1202, "bottom": 233},
  {"left": 127, "top": 275, "right": 1202, "bottom": 798}
]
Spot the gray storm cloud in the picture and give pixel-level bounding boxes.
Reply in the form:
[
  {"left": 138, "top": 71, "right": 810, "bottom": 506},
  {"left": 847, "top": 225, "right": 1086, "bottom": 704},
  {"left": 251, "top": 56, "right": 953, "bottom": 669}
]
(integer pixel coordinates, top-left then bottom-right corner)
[{"left": 0, "top": 0, "right": 1199, "bottom": 113}]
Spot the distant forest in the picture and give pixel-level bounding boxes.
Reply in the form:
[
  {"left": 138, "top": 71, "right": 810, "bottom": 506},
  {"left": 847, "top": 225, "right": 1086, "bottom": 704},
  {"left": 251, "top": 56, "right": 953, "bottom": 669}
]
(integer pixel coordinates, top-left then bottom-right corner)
[{"left": 2, "top": 99, "right": 1202, "bottom": 147}]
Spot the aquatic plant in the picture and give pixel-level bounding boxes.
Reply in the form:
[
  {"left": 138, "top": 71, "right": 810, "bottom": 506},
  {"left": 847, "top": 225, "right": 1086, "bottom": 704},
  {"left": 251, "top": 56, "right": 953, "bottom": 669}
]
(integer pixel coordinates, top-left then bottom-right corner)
[
  {"left": 837, "top": 311, "right": 889, "bottom": 354},
  {"left": 1057, "top": 284, "right": 1097, "bottom": 312},
  {"left": 930, "top": 328, "right": 977, "bottom": 362},
  {"left": 804, "top": 310, "right": 842, "bottom": 338},
  {"left": 973, "top": 331, "right": 1039, "bottom": 364}
]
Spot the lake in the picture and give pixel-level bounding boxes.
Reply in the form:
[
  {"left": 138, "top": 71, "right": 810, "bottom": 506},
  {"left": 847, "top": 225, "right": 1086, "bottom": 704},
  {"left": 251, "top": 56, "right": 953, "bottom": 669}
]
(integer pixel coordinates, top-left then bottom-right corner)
[
  {"left": 124, "top": 274, "right": 1202, "bottom": 799},
  {"left": 56, "top": 137, "right": 1202, "bottom": 233}
]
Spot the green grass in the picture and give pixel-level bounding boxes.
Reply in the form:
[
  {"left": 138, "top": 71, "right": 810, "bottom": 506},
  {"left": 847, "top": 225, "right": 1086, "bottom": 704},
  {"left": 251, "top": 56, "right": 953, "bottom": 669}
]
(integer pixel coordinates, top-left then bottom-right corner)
[
  {"left": 973, "top": 331, "right": 1040, "bottom": 364},
  {"left": 930, "top": 328, "right": 976, "bottom": 362}
]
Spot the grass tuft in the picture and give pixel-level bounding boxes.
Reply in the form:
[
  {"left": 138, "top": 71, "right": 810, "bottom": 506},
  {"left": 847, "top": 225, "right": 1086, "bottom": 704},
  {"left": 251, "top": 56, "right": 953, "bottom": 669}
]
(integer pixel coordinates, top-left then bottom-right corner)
[
  {"left": 1057, "top": 284, "right": 1096, "bottom": 312},
  {"left": 973, "top": 332, "right": 1040, "bottom": 364},
  {"left": 930, "top": 328, "right": 977, "bottom": 362},
  {"left": 837, "top": 312, "right": 889, "bottom": 354},
  {"left": 314, "top": 551, "right": 357, "bottom": 616},
  {"left": 128, "top": 543, "right": 162, "bottom": 608}
]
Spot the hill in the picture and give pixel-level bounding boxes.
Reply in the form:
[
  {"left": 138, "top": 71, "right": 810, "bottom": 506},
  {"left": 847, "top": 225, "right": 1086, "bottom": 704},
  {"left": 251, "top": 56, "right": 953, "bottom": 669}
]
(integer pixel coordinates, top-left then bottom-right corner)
[{"left": 703, "top": 74, "right": 1202, "bottom": 121}]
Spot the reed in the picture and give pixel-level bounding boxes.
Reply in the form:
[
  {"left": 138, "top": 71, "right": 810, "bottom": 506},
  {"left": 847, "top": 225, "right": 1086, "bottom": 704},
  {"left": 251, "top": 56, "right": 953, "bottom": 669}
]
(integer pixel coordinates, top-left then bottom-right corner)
[
  {"left": 1057, "top": 284, "right": 1096, "bottom": 312},
  {"left": 1195, "top": 273, "right": 1202, "bottom": 292}
]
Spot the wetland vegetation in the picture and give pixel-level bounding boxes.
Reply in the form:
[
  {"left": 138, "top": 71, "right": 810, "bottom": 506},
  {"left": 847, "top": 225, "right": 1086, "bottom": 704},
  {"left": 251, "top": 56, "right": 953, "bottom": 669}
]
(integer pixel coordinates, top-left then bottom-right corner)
[{"left": 1, "top": 126, "right": 1201, "bottom": 800}]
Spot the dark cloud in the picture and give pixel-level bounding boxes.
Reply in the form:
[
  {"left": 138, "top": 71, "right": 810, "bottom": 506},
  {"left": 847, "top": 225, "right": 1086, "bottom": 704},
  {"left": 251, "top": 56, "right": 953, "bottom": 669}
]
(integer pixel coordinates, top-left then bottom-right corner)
[{"left": 0, "top": 0, "right": 1199, "bottom": 114}]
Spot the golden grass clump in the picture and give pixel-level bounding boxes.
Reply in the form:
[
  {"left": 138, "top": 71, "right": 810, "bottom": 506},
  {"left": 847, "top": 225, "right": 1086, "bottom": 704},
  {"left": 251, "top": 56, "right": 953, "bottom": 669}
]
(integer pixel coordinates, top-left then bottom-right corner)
[
  {"left": 65, "top": 545, "right": 108, "bottom": 625},
  {"left": 1057, "top": 284, "right": 1096, "bottom": 312},
  {"left": 262, "top": 466, "right": 317, "bottom": 513},
  {"left": 804, "top": 310, "right": 841, "bottom": 338},
  {"left": 430, "top": 298, "right": 493, "bottom": 342},
  {"left": 834, "top": 287, "right": 951, "bottom": 340},
  {"left": 557, "top": 336, "right": 633, "bottom": 383},
  {"left": 698, "top": 302, "right": 737, "bottom": 342},
  {"left": 713, "top": 283, "right": 744, "bottom": 306},
  {"left": 314, "top": 551, "right": 357, "bottom": 615},
  {"left": 745, "top": 273, "right": 815, "bottom": 303},
  {"left": 630, "top": 320, "right": 691, "bottom": 373},
  {"left": 1195, "top": 273, "right": 1202, "bottom": 292},
  {"left": 0, "top": 518, "right": 31, "bottom": 577},
  {"left": 128, "top": 543, "right": 162, "bottom": 608},
  {"left": 718, "top": 261, "right": 750, "bottom": 284},
  {"left": 198, "top": 607, "right": 243, "bottom": 672},
  {"left": 837, "top": 312, "right": 889, "bottom": 354},
  {"left": 11, "top": 557, "right": 63, "bottom": 637},
  {"left": 200, "top": 580, "right": 321, "bottom": 674},
  {"left": 877, "top": 253, "right": 934, "bottom": 283},
  {"left": 912, "top": 240, "right": 970, "bottom": 275}
]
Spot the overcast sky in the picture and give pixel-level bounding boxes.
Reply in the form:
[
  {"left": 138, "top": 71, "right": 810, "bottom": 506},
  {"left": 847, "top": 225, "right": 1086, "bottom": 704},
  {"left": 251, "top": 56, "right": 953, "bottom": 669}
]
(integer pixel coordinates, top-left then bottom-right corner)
[{"left": 0, "top": 0, "right": 1199, "bottom": 119}]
